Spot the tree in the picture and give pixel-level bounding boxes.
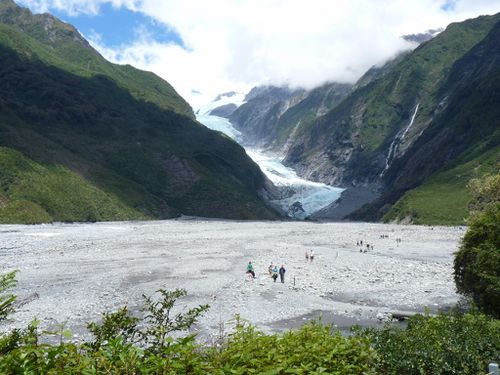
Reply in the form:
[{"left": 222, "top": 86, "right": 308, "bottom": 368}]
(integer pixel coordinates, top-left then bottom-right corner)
[
  {"left": 86, "top": 288, "right": 209, "bottom": 354},
  {"left": 454, "top": 173, "right": 500, "bottom": 317}
]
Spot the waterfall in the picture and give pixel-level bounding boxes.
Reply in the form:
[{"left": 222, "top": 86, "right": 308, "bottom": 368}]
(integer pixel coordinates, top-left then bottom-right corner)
[
  {"left": 401, "top": 103, "right": 420, "bottom": 140},
  {"left": 381, "top": 103, "right": 420, "bottom": 176}
]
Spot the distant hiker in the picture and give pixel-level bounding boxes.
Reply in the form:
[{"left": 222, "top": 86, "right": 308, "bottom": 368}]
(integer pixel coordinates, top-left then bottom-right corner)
[
  {"left": 279, "top": 265, "right": 286, "bottom": 283},
  {"left": 371, "top": 244, "right": 374, "bottom": 251},
  {"left": 360, "top": 240, "right": 363, "bottom": 246},
  {"left": 247, "top": 261, "right": 255, "bottom": 279},
  {"left": 310, "top": 250, "right": 315, "bottom": 262},
  {"left": 305, "top": 250, "right": 309, "bottom": 261},
  {"left": 272, "top": 266, "right": 279, "bottom": 282},
  {"left": 366, "top": 244, "right": 370, "bottom": 251},
  {"left": 268, "top": 262, "right": 274, "bottom": 275}
]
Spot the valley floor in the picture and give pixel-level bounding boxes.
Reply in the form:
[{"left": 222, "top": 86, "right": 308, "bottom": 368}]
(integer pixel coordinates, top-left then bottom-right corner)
[{"left": 0, "top": 219, "right": 464, "bottom": 341}]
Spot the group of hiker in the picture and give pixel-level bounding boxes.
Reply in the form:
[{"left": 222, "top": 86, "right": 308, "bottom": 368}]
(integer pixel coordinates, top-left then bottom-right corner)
[
  {"left": 356, "top": 239, "right": 373, "bottom": 253},
  {"left": 246, "top": 261, "right": 286, "bottom": 283},
  {"left": 268, "top": 263, "right": 286, "bottom": 283}
]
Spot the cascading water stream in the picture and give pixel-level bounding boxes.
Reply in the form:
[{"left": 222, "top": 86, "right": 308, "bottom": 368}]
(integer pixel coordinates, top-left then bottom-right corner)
[{"left": 381, "top": 102, "right": 420, "bottom": 176}]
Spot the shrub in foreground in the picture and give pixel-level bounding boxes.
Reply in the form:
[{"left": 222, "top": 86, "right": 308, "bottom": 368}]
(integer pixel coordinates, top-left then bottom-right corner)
[
  {"left": 361, "top": 311, "right": 500, "bottom": 375},
  {"left": 1, "top": 274, "right": 499, "bottom": 374},
  {"left": 454, "top": 174, "right": 500, "bottom": 317}
]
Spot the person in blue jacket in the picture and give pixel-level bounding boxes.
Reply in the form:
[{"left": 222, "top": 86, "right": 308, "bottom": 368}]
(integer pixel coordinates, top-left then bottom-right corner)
[{"left": 279, "top": 265, "right": 286, "bottom": 283}]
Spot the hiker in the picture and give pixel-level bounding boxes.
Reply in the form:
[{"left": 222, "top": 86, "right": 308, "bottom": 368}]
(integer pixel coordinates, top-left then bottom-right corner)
[
  {"left": 309, "top": 250, "right": 315, "bottom": 262},
  {"left": 247, "top": 261, "right": 255, "bottom": 279},
  {"left": 272, "top": 265, "right": 279, "bottom": 282},
  {"left": 279, "top": 265, "right": 286, "bottom": 283},
  {"left": 268, "top": 262, "right": 274, "bottom": 275},
  {"left": 305, "top": 250, "right": 309, "bottom": 261}
]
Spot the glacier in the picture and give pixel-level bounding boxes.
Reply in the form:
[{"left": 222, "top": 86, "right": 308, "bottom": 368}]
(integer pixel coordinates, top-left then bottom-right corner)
[{"left": 196, "top": 94, "right": 343, "bottom": 219}]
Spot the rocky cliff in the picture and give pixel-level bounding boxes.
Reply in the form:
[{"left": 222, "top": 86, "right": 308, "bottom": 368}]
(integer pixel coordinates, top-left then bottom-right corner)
[{"left": 284, "top": 14, "right": 500, "bottom": 223}]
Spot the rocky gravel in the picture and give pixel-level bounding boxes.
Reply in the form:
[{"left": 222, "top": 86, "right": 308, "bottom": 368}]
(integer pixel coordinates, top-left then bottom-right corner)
[{"left": 0, "top": 219, "right": 464, "bottom": 342}]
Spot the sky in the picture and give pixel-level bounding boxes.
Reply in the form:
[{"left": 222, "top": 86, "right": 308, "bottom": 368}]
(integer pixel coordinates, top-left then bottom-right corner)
[{"left": 16, "top": 0, "right": 500, "bottom": 108}]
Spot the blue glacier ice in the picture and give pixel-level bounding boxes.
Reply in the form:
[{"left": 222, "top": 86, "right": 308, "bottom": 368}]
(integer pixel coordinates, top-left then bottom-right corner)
[{"left": 196, "top": 95, "right": 343, "bottom": 219}]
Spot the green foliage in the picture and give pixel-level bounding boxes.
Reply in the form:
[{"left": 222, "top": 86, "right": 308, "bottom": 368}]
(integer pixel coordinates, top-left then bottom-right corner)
[
  {"left": 0, "top": 270, "right": 17, "bottom": 321},
  {"left": 1, "top": 281, "right": 500, "bottom": 374},
  {"left": 210, "top": 319, "right": 376, "bottom": 374},
  {"left": 87, "top": 307, "right": 139, "bottom": 350},
  {"left": 467, "top": 173, "right": 500, "bottom": 213},
  {"left": 0, "top": 147, "right": 144, "bottom": 223},
  {"left": 140, "top": 288, "right": 209, "bottom": 353},
  {"left": 361, "top": 311, "right": 500, "bottom": 375},
  {"left": 454, "top": 173, "right": 500, "bottom": 317}
]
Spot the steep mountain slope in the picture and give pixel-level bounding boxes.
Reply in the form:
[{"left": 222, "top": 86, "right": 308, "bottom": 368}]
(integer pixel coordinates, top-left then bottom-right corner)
[
  {"left": 370, "top": 19, "right": 500, "bottom": 223},
  {"left": 0, "top": 0, "right": 193, "bottom": 118},
  {"left": 0, "top": 2, "right": 278, "bottom": 223},
  {"left": 229, "top": 83, "right": 351, "bottom": 150},
  {"left": 283, "top": 14, "right": 500, "bottom": 223},
  {"left": 229, "top": 86, "right": 306, "bottom": 145}
]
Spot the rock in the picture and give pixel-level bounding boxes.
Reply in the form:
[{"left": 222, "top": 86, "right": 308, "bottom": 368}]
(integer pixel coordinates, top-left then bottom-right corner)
[{"left": 209, "top": 103, "right": 238, "bottom": 118}]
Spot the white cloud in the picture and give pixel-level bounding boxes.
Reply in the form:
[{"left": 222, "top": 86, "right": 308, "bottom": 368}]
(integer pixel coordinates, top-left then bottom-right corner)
[{"left": 17, "top": 0, "right": 500, "bottom": 108}]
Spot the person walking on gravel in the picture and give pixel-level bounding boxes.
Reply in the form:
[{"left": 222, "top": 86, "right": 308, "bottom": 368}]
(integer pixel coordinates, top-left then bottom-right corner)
[
  {"left": 279, "top": 265, "right": 286, "bottom": 283},
  {"left": 309, "top": 250, "right": 314, "bottom": 262},
  {"left": 268, "top": 262, "right": 274, "bottom": 275},
  {"left": 247, "top": 261, "right": 255, "bottom": 279},
  {"left": 272, "top": 265, "right": 279, "bottom": 282}
]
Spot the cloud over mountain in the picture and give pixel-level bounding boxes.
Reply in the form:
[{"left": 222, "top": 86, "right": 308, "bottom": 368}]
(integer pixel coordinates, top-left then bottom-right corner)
[{"left": 18, "top": 0, "right": 500, "bottom": 106}]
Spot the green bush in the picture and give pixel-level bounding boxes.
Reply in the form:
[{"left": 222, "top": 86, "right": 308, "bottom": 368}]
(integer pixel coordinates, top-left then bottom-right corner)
[
  {"left": 1, "top": 272, "right": 499, "bottom": 374},
  {"left": 0, "top": 270, "right": 16, "bottom": 321},
  {"left": 209, "top": 318, "right": 376, "bottom": 374},
  {"left": 361, "top": 311, "right": 500, "bottom": 375},
  {"left": 454, "top": 174, "right": 500, "bottom": 317}
]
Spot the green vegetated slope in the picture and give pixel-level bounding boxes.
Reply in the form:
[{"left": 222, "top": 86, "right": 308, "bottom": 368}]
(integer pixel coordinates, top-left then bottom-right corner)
[
  {"left": 0, "top": 0, "right": 193, "bottom": 118},
  {"left": 374, "top": 18, "right": 500, "bottom": 224},
  {"left": 0, "top": 147, "right": 143, "bottom": 223},
  {"left": 384, "top": 148, "right": 499, "bottom": 225},
  {"left": 0, "top": 3, "right": 278, "bottom": 223},
  {"left": 282, "top": 13, "right": 500, "bottom": 224},
  {"left": 285, "top": 14, "right": 499, "bottom": 181}
]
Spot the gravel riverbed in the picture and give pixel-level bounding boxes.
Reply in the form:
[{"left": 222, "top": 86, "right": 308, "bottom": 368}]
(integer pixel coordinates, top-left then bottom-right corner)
[{"left": 0, "top": 219, "right": 464, "bottom": 341}]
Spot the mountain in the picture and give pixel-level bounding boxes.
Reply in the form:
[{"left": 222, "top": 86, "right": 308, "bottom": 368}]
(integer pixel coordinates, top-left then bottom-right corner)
[
  {"left": 283, "top": 14, "right": 500, "bottom": 224},
  {"left": 0, "top": 1, "right": 278, "bottom": 223},
  {"left": 229, "top": 83, "right": 351, "bottom": 150},
  {"left": 206, "top": 91, "right": 245, "bottom": 118},
  {"left": 402, "top": 29, "right": 443, "bottom": 44},
  {"left": 224, "top": 30, "right": 442, "bottom": 154},
  {"left": 229, "top": 86, "right": 306, "bottom": 146}
]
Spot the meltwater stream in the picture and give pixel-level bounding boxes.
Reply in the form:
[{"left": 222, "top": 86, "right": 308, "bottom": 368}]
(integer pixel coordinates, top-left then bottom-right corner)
[{"left": 196, "top": 100, "right": 343, "bottom": 219}]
